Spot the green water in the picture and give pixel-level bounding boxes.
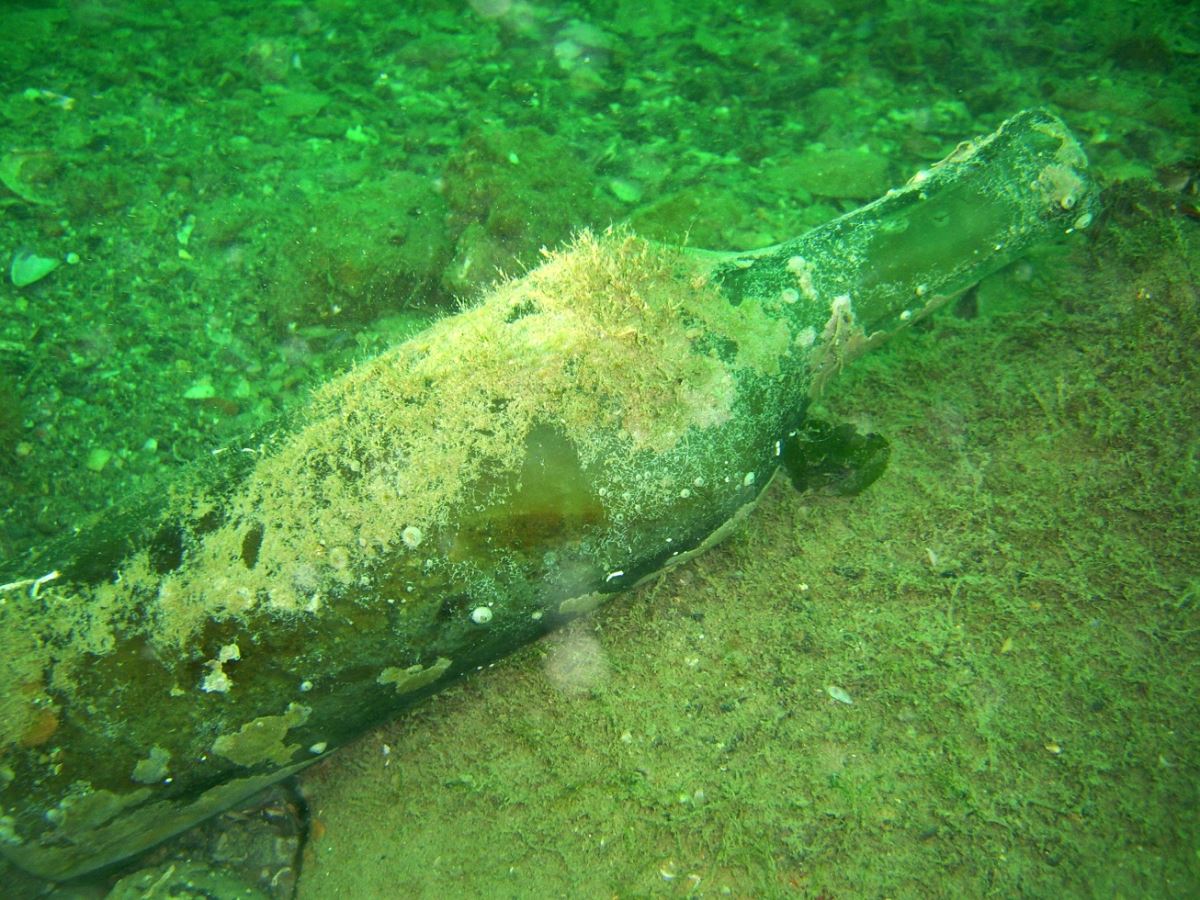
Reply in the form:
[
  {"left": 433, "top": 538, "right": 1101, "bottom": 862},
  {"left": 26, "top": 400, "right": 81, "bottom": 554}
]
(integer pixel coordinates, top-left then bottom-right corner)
[{"left": 1, "top": 1, "right": 1197, "bottom": 896}]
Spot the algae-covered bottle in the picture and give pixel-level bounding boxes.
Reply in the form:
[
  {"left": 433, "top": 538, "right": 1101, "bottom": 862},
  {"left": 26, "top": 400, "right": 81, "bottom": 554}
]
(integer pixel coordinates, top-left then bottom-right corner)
[{"left": 0, "top": 108, "right": 1096, "bottom": 880}]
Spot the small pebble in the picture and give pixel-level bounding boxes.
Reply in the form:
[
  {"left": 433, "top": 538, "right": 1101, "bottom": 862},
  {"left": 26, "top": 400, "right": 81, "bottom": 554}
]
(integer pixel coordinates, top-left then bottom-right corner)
[
  {"left": 85, "top": 447, "right": 112, "bottom": 472},
  {"left": 609, "top": 178, "right": 643, "bottom": 203},
  {"left": 183, "top": 378, "right": 216, "bottom": 400}
]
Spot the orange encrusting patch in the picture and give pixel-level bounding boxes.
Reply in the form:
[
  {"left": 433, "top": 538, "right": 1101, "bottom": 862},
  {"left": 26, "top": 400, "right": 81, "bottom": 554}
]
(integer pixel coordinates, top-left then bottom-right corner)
[{"left": 18, "top": 707, "right": 59, "bottom": 748}]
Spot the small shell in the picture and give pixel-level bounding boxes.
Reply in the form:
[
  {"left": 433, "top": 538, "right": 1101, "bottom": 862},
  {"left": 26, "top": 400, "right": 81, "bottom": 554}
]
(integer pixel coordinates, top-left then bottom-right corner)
[
  {"left": 11, "top": 249, "right": 61, "bottom": 287},
  {"left": 825, "top": 685, "right": 853, "bottom": 705}
]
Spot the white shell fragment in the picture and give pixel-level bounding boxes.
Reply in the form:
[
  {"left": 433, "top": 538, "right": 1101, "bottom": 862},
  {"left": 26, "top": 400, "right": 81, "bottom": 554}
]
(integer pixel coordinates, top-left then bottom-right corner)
[
  {"left": 470, "top": 606, "right": 493, "bottom": 625},
  {"left": 826, "top": 685, "right": 853, "bottom": 705},
  {"left": 10, "top": 248, "right": 61, "bottom": 287}
]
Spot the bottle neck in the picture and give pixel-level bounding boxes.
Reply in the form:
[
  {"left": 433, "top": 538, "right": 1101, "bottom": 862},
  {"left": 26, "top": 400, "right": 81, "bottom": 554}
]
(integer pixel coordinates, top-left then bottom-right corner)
[{"left": 693, "top": 108, "right": 1097, "bottom": 382}]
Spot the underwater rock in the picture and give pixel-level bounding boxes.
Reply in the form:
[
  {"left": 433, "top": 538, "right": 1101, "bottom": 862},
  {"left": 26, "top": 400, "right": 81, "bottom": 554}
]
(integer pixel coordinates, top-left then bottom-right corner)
[
  {"left": 0, "top": 109, "right": 1097, "bottom": 880},
  {"left": 267, "top": 171, "right": 454, "bottom": 328},
  {"left": 441, "top": 125, "right": 619, "bottom": 293}
]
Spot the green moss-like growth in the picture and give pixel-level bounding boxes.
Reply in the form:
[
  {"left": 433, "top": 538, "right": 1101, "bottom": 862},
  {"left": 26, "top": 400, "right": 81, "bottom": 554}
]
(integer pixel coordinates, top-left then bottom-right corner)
[{"left": 0, "top": 371, "right": 22, "bottom": 459}]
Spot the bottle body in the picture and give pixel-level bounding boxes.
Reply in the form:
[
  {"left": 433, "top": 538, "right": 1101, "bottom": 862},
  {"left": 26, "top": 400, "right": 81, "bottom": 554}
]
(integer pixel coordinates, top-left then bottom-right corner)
[{"left": 0, "top": 109, "right": 1095, "bottom": 879}]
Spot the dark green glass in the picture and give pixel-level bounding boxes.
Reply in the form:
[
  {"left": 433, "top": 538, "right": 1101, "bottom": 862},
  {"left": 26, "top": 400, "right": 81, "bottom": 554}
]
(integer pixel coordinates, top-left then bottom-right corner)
[{"left": 0, "top": 109, "right": 1096, "bottom": 880}]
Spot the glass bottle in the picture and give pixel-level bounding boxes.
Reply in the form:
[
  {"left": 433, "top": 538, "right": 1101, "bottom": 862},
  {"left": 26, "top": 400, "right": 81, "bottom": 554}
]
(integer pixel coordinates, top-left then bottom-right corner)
[{"left": 0, "top": 108, "right": 1097, "bottom": 879}]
